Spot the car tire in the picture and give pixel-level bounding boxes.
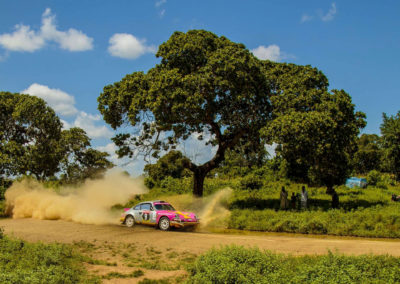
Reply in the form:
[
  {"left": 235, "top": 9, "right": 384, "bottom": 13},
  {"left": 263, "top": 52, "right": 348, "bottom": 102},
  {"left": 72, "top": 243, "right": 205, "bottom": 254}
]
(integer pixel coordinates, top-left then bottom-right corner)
[
  {"left": 158, "top": 216, "right": 170, "bottom": 231},
  {"left": 125, "top": 215, "right": 135, "bottom": 228}
]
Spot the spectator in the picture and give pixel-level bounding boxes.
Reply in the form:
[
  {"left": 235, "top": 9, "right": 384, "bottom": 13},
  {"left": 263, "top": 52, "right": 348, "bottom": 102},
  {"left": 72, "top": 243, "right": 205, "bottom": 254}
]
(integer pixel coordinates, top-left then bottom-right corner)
[
  {"left": 332, "top": 190, "right": 339, "bottom": 209},
  {"left": 301, "top": 186, "right": 308, "bottom": 209},
  {"left": 280, "top": 186, "right": 289, "bottom": 210},
  {"left": 290, "top": 192, "right": 297, "bottom": 210}
]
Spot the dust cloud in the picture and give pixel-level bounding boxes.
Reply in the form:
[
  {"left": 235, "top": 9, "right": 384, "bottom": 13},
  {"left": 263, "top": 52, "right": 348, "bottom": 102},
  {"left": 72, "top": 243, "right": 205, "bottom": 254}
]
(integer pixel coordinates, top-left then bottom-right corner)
[
  {"left": 161, "top": 188, "right": 233, "bottom": 229},
  {"left": 5, "top": 172, "right": 147, "bottom": 225},
  {"left": 198, "top": 188, "right": 232, "bottom": 228}
]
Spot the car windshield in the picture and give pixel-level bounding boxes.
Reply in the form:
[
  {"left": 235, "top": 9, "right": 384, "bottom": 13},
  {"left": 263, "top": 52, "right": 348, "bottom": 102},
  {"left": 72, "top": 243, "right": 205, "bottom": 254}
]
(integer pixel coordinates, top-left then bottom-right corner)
[{"left": 154, "top": 203, "right": 175, "bottom": 211}]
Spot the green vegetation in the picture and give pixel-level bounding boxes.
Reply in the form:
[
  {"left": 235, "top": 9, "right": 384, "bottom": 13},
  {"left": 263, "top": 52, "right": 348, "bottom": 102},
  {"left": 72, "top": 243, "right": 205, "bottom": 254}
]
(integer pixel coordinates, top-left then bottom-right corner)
[
  {"left": 0, "top": 201, "right": 5, "bottom": 218},
  {"left": 187, "top": 245, "right": 400, "bottom": 284},
  {"left": 0, "top": 228, "right": 97, "bottom": 283},
  {"left": 0, "top": 92, "right": 113, "bottom": 189},
  {"left": 381, "top": 111, "right": 400, "bottom": 180},
  {"left": 98, "top": 29, "right": 272, "bottom": 197},
  {"left": 144, "top": 150, "right": 192, "bottom": 189},
  {"left": 262, "top": 62, "right": 366, "bottom": 192},
  {"left": 140, "top": 175, "right": 400, "bottom": 238}
]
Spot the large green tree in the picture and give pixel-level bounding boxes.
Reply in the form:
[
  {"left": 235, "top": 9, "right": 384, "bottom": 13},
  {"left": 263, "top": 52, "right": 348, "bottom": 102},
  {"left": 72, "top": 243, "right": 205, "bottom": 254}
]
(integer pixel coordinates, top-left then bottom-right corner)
[
  {"left": 0, "top": 92, "right": 113, "bottom": 184},
  {"left": 143, "top": 150, "right": 192, "bottom": 188},
  {"left": 380, "top": 112, "right": 400, "bottom": 180},
  {"left": 261, "top": 62, "right": 366, "bottom": 191},
  {"left": 98, "top": 30, "right": 272, "bottom": 196},
  {"left": 353, "top": 134, "right": 382, "bottom": 174},
  {"left": 58, "top": 127, "right": 114, "bottom": 184},
  {"left": 0, "top": 92, "right": 63, "bottom": 180}
]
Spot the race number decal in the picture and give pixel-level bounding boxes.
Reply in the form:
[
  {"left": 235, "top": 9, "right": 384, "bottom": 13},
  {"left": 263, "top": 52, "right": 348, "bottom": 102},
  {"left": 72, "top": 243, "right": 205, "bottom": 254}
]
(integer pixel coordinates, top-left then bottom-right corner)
[{"left": 142, "top": 212, "right": 150, "bottom": 221}]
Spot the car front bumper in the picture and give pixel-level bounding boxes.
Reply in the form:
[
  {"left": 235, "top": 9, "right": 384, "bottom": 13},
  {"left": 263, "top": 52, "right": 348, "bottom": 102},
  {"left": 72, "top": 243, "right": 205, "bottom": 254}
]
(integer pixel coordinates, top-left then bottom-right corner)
[{"left": 171, "top": 220, "right": 200, "bottom": 228}]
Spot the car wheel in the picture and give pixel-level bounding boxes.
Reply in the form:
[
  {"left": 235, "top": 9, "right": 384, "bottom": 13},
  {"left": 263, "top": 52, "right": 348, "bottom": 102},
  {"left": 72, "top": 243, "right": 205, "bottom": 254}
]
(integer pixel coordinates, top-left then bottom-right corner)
[
  {"left": 125, "top": 215, "right": 135, "bottom": 228},
  {"left": 158, "top": 217, "right": 170, "bottom": 231}
]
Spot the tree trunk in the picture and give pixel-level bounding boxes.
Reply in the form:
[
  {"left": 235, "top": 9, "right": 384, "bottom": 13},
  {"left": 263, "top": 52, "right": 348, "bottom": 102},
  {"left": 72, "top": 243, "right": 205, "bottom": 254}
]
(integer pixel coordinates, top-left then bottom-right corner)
[
  {"left": 326, "top": 184, "right": 334, "bottom": 195},
  {"left": 193, "top": 169, "right": 207, "bottom": 197}
]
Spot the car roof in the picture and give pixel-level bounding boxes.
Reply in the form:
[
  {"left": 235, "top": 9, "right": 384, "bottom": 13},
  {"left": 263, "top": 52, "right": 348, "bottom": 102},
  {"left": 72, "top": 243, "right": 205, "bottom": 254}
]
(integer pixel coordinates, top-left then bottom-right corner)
[{"left": 137, "top": 200, "right": 167, "bottom": 204}]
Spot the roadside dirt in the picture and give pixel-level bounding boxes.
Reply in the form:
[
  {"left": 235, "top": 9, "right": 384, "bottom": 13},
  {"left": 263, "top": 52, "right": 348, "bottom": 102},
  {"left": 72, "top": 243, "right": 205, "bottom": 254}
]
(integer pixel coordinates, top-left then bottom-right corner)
[
  {"left": 2, "top": 218, "right": 400, "bottom": 256},
  {"left": 2, "top": 218, "right": 400, "bottom": 283}
]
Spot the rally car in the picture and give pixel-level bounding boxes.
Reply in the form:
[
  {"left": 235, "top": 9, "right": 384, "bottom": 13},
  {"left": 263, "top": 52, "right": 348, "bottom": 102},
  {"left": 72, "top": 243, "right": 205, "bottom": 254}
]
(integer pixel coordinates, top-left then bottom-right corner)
[{"left": 120, "top": 200, "right": 200, "bottom": 231}]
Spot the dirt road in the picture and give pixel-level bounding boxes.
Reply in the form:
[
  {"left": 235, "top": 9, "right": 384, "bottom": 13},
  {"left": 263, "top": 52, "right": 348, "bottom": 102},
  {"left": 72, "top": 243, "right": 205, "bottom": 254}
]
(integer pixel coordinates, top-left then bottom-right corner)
[{"left": 1, "top": 218, "right": 400, "bottom": 256}]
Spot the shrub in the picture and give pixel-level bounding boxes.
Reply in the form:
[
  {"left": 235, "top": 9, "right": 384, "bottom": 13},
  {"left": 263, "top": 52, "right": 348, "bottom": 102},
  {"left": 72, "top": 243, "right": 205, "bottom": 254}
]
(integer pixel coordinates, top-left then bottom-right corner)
[
  {"left": 0, "top": 201, "right": 5, "bottom": 218},
  {"left": 187, "top": 246, "right": 400, "bottom": 284},
  {"left": 239, "top": 174, "right": 264, "bottom": 190},
  {"left": 0, "top": 234, "right": 96, "bottom": 283},
  {"left": 367, "top": 170, "right": 381, "bottom": 186}
]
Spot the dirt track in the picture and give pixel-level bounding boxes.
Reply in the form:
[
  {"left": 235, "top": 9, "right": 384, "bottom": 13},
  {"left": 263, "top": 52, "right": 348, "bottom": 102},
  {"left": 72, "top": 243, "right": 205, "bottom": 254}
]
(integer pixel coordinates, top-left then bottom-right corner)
[{"left": 2, "top": 218, "right": 400, "bottom": 256}]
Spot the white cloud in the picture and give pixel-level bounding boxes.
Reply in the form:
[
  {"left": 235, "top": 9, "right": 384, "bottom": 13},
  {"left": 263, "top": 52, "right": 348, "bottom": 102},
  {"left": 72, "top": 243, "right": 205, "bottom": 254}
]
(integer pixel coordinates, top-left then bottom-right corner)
[
  {"left": 40, "top": 8, "right": 93, "bottom": 51},
  {"left": 155, "top": 0, "right": 166, "bottom": 8},
  {"left": 73, "top": 111, "right": 113, "bottom": 139},
  {"left": 0, "top": 24, "right": 45, "bottom": 52},
  {"left": 321, "top": 3, "right": 337, "bottom": 22},
  {"left": 0, "top": 8, "right": 93, "bottom": 53},
  {"left": 300, "top": 14, "right": 313, "bottom": 23},
  {"left": 108, "top": 33, "right": 156, "bottom": 59},
  {"left": 251, "top": 45, "right": 282, "bottom": 61},
  {"left": 302, "top": 2, "right": 337, "bottom": 23},
  {"left": 60, "top": 119, "right": 72, "bottom": 130},
  {"left": 22, "top": 83, "right": 112, "bottom": 140},
  {"left": 21, "top": 83, "right": 78, "bottom": 116}
]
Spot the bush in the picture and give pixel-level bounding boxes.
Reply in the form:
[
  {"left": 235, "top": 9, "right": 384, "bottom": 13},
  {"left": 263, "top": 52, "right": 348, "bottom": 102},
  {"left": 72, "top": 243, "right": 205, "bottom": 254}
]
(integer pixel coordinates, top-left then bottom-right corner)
[
  {"left": 0, "top": 201, "right": 5, "bottom": 218},
  {"left": 367, "top": 170, "right": 381, "bottom": 186},
  {"left": 0, "top": 235, "right": 96, "bottom": 283},
  {"left": 187, "top": 246, "right": 400, "bottom": 284},
  {"left": 0, "top": 186, "right": 6, "bottom": 201},
  {"left": 239, "top": 174, "right": 264, "bottom": 190}
]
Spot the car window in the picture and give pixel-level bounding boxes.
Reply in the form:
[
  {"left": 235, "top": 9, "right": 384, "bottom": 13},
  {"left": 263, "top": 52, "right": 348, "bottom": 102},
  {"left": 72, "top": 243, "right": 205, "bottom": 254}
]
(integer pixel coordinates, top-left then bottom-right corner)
[
  {"left": 154, "top": 204, "right": 175, "bottom": 211},
  {"left": 134, "top": 205, "right": 140, "bottom": 210},
  {"left": 140, "top": 203, "right": 151, "bottom": 210}
]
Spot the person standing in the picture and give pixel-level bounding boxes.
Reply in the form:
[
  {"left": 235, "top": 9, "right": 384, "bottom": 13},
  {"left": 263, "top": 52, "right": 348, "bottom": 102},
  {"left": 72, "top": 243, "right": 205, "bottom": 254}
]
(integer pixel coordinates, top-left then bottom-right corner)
[
  {"left": 301, "top": 186, "right": 308, "bottom": 209},
  {"left": 290, "top": 192, "right": 297, "bottom": 210},
  {"left": 280, "top": 186, "right": 288, "bottom": 210},
  {"left": 332, "top": 190, "right": 339, "bottom": 209}
]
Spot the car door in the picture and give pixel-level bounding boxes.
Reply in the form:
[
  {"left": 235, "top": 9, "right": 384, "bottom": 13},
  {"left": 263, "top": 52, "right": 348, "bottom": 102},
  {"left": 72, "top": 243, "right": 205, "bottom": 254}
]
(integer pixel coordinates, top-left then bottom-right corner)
[
  {"left": 133, "top": 204, "right": 142, "bottom": 223},
  {"left": 149, "top": 204, "right": 157, "bottom": 224},
  {"left": 140, "top": 203, "right": 152, "bottom": 223}
]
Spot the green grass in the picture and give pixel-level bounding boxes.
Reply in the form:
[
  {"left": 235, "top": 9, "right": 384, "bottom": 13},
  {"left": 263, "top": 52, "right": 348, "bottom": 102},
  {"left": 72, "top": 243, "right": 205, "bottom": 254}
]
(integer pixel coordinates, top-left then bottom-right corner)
[
  {"left": 187, "top": 245, "right": 400, "bottom": 284},
  {"left": 0, "top": 228, "right": 98, "bottom": 283},
  {"left": 0, "top": 201, "right": 6, "bottom": 218},
  {"left": 227, "top": 183, "right": 400, "bottom": 237}
]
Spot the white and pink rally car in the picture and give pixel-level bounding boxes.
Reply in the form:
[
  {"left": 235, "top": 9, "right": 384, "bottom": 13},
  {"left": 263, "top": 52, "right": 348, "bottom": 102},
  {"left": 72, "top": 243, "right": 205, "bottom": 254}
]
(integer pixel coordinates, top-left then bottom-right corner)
[{"left": 120, "top": 200, "right": 200, "bottom": 231}]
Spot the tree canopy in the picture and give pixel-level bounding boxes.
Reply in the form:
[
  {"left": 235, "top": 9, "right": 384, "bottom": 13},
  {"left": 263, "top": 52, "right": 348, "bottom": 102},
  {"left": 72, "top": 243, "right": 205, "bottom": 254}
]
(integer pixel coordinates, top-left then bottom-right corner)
[
  {"left": 261, "top": 62, "right": 366, "bottom": 190},
  {"left": 58, "top": 127, "right": 114, "bottom": 184},
  {"left": 353, "top": 134, "right": 382, "bottom": 174},
  {"left": 143, "top": 150, "right": 192, "bottom": 188},
  {"left": 98, "top": 30, "right": 272, "bottom": 196},
  {"left": 0, "top": 92, "right": 63, "bottom": 180},
  {"left": 0, "top": 92, "right": 113, "bottom": 184},
  {"left": 380, "top": 112, "right": 400, "bottom": 180}
]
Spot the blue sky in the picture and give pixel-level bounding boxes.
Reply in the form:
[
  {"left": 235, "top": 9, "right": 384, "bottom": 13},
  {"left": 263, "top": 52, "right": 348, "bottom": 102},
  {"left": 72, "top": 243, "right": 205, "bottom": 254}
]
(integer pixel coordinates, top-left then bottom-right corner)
[{"left": 1, "top": 1, "right": 399, "bottom": 175}]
